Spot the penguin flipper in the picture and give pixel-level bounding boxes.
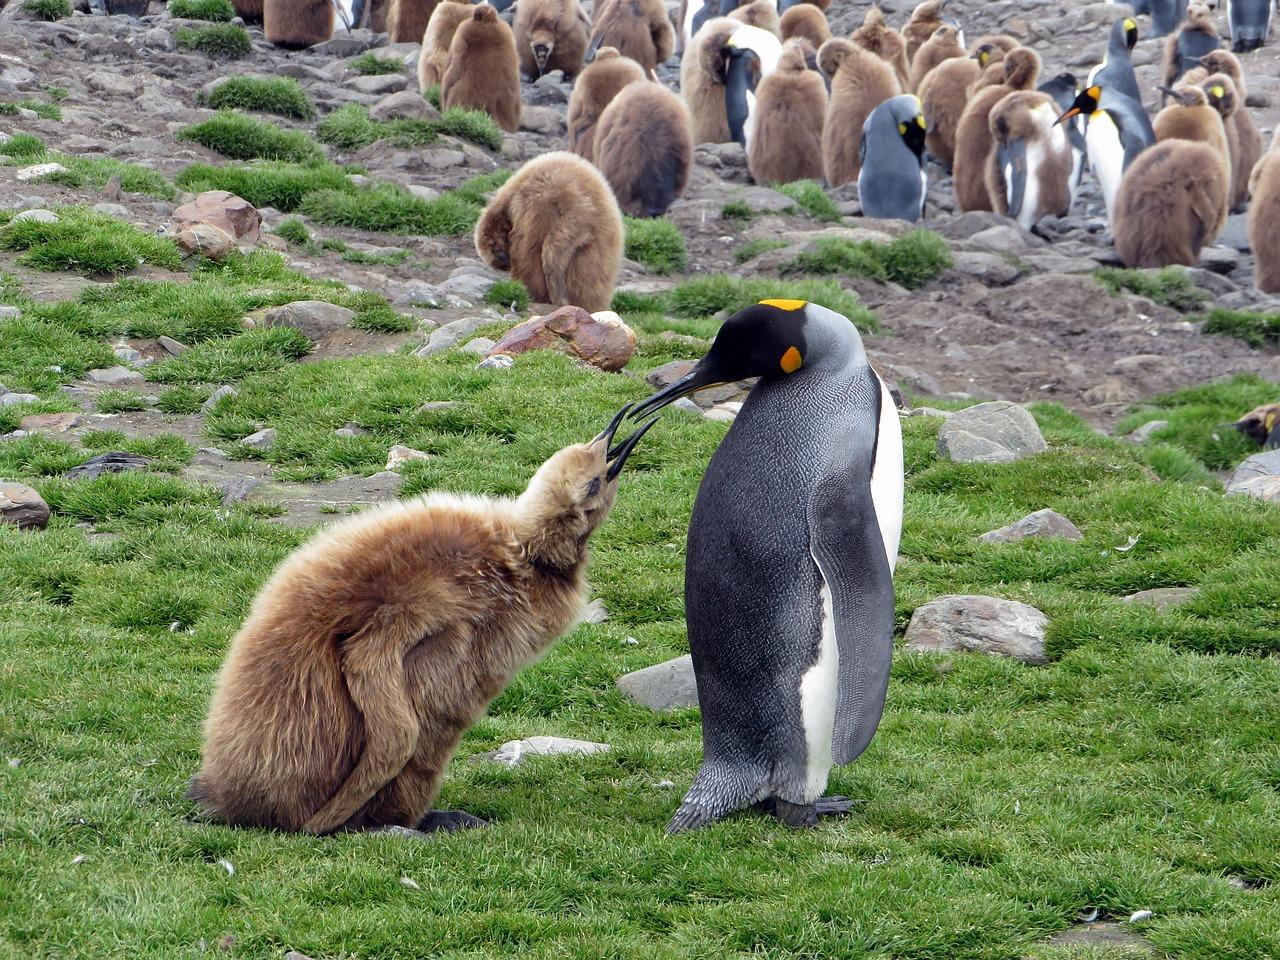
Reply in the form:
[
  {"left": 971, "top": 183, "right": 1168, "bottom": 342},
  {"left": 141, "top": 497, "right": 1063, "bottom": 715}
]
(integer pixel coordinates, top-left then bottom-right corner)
[{"left": 807, "top": 407, "right": 896, "bottom": 768}]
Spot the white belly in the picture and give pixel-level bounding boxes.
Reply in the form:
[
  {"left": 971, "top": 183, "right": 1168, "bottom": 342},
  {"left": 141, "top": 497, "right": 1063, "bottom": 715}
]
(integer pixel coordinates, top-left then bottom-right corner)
[
  {"left": 799, "top": 571, "right": 839, "bottom": 801},
  {"left": 1086, "top": 113, "right": 1125, "bottom": 225},
  {"left": 870, "top": 374, "right": 904, "bottom": 571}
]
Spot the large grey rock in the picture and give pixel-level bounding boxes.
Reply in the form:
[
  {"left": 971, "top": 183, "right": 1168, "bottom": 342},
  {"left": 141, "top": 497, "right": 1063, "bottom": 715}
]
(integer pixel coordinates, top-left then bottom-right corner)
[
  {"left": 937, "top": 401, "right": 1048, "bottom": 463},
  {"left": 368, "top": 90, "right": 438, "bottom": 122},
  {"left": 1124, "top": 587, "right": 1199, "bottom": 611},
  {"left": 980, "top": 509, "right": 1083, "bottom": 543},
  {"left": 904, "top": 595, "right": 1049, "bottom": 665},
  {"left": 86, "top": 366, "right": 143, "bottom": 385},
  {"left": 201, "top": 385, "right": 238, "bottom": 412},
  {"left": 952, "top": 251, "right": 1021, "bottom": 285},
  {"left": 1226, "top": 448, "right": 1280, "bottom": 503},
  {"left": 617, "top": 655, "right": 698, "bottom": 711},
  {"left": 0, "top": 393, "right": 40, "bottom": 406},
  {"left": 350, "top": 73, "right": 409, "bottom": 95},
  {"left": 437, "top": 274, "right": 495, "bottom": 302},
  {"left": 240, "top": 428, "right": 277, "bottom": 451},
  {"left": 1124, "top": 420, "right": 1168, "bottom": 444},
  {"left": 0, "top": 481, "right": 50, "bottom": 530},
  {"left": 11, "top": 209, "right": 58, "bottom": 224},
  {"left": 414, "top": 316, "right": 489, "bottom": 356},
  {"left": 65, "top": 451, "right": 150, "bottom": 480},
  {"left": 263, "top": 301, "right": 355, "bottom": 342},
  {"left": 16, "top": 163, "right": 69, "bottom": 182}
]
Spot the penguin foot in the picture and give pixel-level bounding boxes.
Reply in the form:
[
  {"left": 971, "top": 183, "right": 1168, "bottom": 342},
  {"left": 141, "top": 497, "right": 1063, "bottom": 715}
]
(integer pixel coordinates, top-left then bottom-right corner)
[
  {"left": 416, "top": 810, "right": 488, "bottom": 833},
  {"left": 756, "top": 796, "right": 857, "bottom": 828},
  {"left": 813, "top": 796, "right": 856, "bottom": 817}
]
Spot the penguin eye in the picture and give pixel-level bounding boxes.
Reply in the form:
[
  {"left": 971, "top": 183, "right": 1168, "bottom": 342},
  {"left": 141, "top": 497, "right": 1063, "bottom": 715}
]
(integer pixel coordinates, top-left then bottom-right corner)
[
  {"left": 586, "top": 476, "right": 601, "bottom": 498},
  {"left": 780, "top": 346, "right": 803, "bottom": 374}
]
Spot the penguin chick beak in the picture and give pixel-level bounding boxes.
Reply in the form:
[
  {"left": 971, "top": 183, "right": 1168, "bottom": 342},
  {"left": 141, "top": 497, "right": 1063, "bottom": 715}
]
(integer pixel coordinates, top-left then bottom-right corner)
[
  {"left": 605, "top": 417, "right": 659, "bottom": 481},
  {"left": 593, "top": 402, "right": 634, "bottom": 446},
  {"left": 628, "top": 364, "right": 727, "bottom": 420}
]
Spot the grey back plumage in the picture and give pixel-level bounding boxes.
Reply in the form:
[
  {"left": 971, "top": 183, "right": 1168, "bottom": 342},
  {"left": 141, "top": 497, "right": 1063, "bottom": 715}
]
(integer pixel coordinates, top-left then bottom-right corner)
[{"left": 858, "top": 95, "right": 926, "bottom": 221}]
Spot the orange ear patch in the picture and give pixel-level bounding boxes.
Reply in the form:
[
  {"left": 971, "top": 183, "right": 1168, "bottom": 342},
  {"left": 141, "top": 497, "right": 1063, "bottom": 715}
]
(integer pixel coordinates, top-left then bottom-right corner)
[{"left": 780, "top": 346, "right": 803, "bottom": 374}]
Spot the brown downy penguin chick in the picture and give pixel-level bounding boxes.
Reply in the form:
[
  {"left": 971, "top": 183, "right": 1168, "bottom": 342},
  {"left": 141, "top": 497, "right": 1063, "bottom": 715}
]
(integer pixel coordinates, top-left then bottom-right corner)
[
  {"left": 475, "top": 151, "right": 625, "bottom": 311},
  {"left": 386, "top": 0, "right": 438, "bottom": 43},
  {"left": 917, "top": 51, "right": 981, "bottom": 167},
  {"left": 594, "top": 81, "right": 693, "bottom": 217},
  {"left": 748, "top": 40, "right": 827, "bottom": 184},
  {"left": 567, "top": 46, "right": 646, "bottom": 161},
  {"left": 231, "top": 0, "right": 262, "bottom": 23},
  {"left": 729, "top": 0, "right": 781, "bottom": 38},
  {"left": 780, "top": 3, "right": 830, "bottom": 48},
  {"left": 515, "top": 0, "right": 592, "bottom": 81},
  {"left": 1194, "top": 50, "right": 1263, "bottom": 209},
  {"left": 189, "top": 408, "right": 656, "bottom": 835},
  {"left": 969, "top": 35, "right": 1018, "bottom": 88},
  {"left": 902, "top": 0, "right": 949, "bottom": 64},
  {"left": 1153, "top": 82, "right": 1230, "bottom": 169},
  {"left": 984, "top": 91, "right": 1073, "bottom": 228},
  {"left": 364, "top": 0, "right": 390, "bottom": 31},
  {"left": 263, "top": 0, "right": 334, "bottom": 48},
  {"left": 850, "top": 6, "right": 910, "bottom": 91},
  {"left": 1248, "top": 131, "right": 1280, "bottom": 292},
  {"left": 1113, "top": 138, "right": 1228, "bottom": 267},
  {"left": 418, "top": 0, "right": 475, "bottom": 92},
  {"left": 1232, "top": 403, "right": 1280, "bottom": 448},
  {"left": 818, "top": 36, "right": 901, "bottom": 186},
  {"left": 586, "top": 0, "right": 675, "bottom": 75},
  {"left": 907, "top": 22, "right": 965, "bottom": 93},
  {"left": 952, "top": 47, "right": 1040, "bottom": 211},
  {"left": 442, "top": 4, "right": 522, "bottom": 133},
  {"left": 680, "top": 18, "right": 783, "bottom": 145},
  {"left": 1162, "top": 2, "right": 1224, "bottom": 94}
]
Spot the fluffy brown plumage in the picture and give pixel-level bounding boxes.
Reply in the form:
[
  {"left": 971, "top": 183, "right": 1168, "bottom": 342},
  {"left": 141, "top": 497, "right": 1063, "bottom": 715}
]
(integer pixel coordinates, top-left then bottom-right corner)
[
  {"left": 1153, "top": 82, "right": 1230, "bottom": 169},
  {"left": 902, "top": 0, "right": 947, "bottom": 64},
  {"left": 567, "top": 47, "right": 646, "bottom": 161},
  {"left": 594, "top": 81, "right": 693, "bottom": 216},
  {"left": 681, "top": 17, "right": 740, "bottom": 144},
  {"left": 907, "top": 22, "right": 965, "bottom": 93},
  {"left": 1162, "top": 2, "right": 1222, "bottom": 92},
  {"left": 917, "top": 51, "right": 980, "bottom": 167},
  {"left": 364, "top": 0, "right": 389, "bottom": 31},
  {"left": 386, "top": 0, "right": 437, "bottom": 43},
  {"left": 515, "top": 0, "right": 592, "bottom": 81},
  {"left": 418, "top": 0, "right": 475, "bottom": 92},
  {"left": 263, "top": 0, "right": 334, "bottom": 48},
  {"left": 952, "top": 47, "right": 1039, "bottom": 211},
  {"left": 1249, "top": 133, "right": 1280, "bottom": 292},
  {"left": 850, "top": 6, "right": 909, "bottom": 90},
  {"left": 587, "top": 0, "right": 675, "bottom": 74},
  {"left": 780, "top": 4, "right": 830, "bottom": 48},
  {"left": 729, "top": 0, "right": 780, "bottom": 36},
  {"left": 984, "top": 91, "right": 1073, "bottom": 225},
  {"left": 1232, "top": 403, "right": 1280, "bottom": 447},
  {"left": 748, "top": 40, "right": 827, "bottom": 185},
  {"left": 819, "top": 36, "right": 901, "bottom": 185},
  {"left": 1113, "top": 138, "right": 1228, "bottom": 267},
  {"left": 442, "top": 4, "right": 522, "bottom": 133},
  {"left": 475, "top": 151, "right": 624, "bottom": 311},
  {"left": 189, "top": 426, "right": 641, "bottom": 835},
  {"left": 231, "top": 0, "right": 262, "bottom": 23}
]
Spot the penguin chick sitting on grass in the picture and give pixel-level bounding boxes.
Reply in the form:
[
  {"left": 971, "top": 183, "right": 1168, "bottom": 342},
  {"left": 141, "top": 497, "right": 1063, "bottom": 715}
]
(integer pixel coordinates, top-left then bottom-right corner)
[{"left": 189, "top": 407, "right": 656, "bottom": 836}]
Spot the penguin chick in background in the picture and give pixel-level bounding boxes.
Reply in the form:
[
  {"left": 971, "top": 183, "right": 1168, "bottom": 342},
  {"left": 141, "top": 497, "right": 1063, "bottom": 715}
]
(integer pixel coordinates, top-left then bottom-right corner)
[
  {"left": 1190, "top": 49, "right": 1262, "bottom": 208},
  {"left": 729, "top": 0, "right": 781, "bottom": 38},
  {"left": 593, "top": 81, "right": 694, "bottom": 216},
  {"left": 1162, "top": 2, "right": 1223, "bottom": 93},
  {"left": 819, "top": 36, "right": 902, "bottom": 185},
  {"left": 567, "top": 47, "right": 646, "bottom": 161},
  {"left": 858, "top": 94, "right": 928, "bottom": 221},
  {"left": 908, "top": 21, "right": 965, "bottom": 93},
  {"left": 748, "top": 40, "right": 828, "bottom": 185},
  {"left": 514, "top": 0, "right": 592, "bottom": 81},
  {"left": 1153, "top": 82, "right": 1230, "bottom": 167},
  {"left": 780, "top": 3, "right": 830, "bottom": 49},
  {"left": 585, "top": 0, "right": 676, "bottom": 74},
  {"left": 189, "top": 408, "right": 657, "bottom": 835},
  {"left": 952, "top": 47, "right": 1041, "bottom": 212},
  {"left": 985, "top": 91, "right": 1073, "bottom": 229},
  {"left": 1248, "top": 130, "right": 1280, "bottom": 293},
  {"left": 916, "top": 41, "right": 992, "bottom": 168},
  {"left": 630, "top": 299, "right": 904, "bottom": 833},
  {"left": 902, "top": 0, "right": 950, "bottom": 63},
  {"left": 850, "top": 6, "right": 910, "bottom": 90}
]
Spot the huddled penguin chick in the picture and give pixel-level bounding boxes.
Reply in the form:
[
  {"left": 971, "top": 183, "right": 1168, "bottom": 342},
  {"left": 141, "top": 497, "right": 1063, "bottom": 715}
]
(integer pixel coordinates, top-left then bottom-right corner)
[
  {"left": 985, "top": 91, "right": 1073, "bottom": 229},
  {"left": 1038, "top": 72, "right": 1087, "bottom": 195},
  {"left": 729, "top": 0, "right": 781, "bottom": 38},
  {"left": 819, "top": 36, "right": 902, "bottom": 185},
  {"left": 419, "top": 0, "right": 477, "bottom": 91},
  {"left": 916, "top": 43, "right": 990, "bottom": 167},
  {"left": 1228, "top": 0, "right": 1271, "bottom": 51},
  {"left": 263, "top": 0, "right": 335, "bottom": 48},
  {"left": 1196, "top": 73, "right": 1251, "bottom": 208},
  {"left": 850, "top": 6, "right": 910, "bottom": 91},
  {"left": 682, "top": 18, "right": 783, "bottom": 145},
  {"left": 386, "top": 0, "right": 438, "bottom": 43},
  {"left": 629, "top": 299, "right": 903, "bottom": 834},
  {"left": 1154, "top": 82, "right": 1230, "bottom": 168},
  {"left": 442, "top": 4, "right": 522, "bottom": 133},
  {"left": 594, "top": 82, "right": 694, "bottom": 217},
  {"left": 475, "top": 152, "right": 625, "bottom": 312},
  {"left": 1055, "top": 83, "right": 1156, "bottom": 225},
  {"left": 748, "top": 40, "right": 828, "bottom": 184},
  {"left": 1113, "top": 137, "right": 1228, "bottom": 267},
  {"left": 514, "top": 0, "right": 591, "bottom": 81},
  {"left": 188, "top": 409, "right": 655, "bottom": 835},
  {"left": 1248, "top": 131, "right": 1280, "bottom": 292},
  {"left": 567, "top": 47, "right": 646, "bottom": 161},
  {"left": 952, "top": 47, "right": 1041, "bottom": 211},
  {"left": 1189, "top": 51, "right": 1262, "bottom": 210},
  {"left": 902, "top": 0, "right": 951, "bottom": 63},
  {"left": 780, "top": 3, "right": 830, "bottom": 48},
  {"left": 908, "top": 22, "right": 965, "bottom": 93},
  {"left": 1090, "top": 17, "right": 1141, "bottom": 103},
  {"left": 231, "top": 0, "right": 263, "bottom": 23},
  {"left": 362, "top": 0, "right": 390, "bottom": 31},
  {"left": 1232, "top": 403, "right": 1280, "bottom": 447},
  {"left": 858, "top": 94, "right": 928, "bottom": 222},
  {"left": 585, "top": 0, "right": 675, "bottom": 74},
  {"left": 1163, "top": 2, "right": 1223, "bottom": 92}
]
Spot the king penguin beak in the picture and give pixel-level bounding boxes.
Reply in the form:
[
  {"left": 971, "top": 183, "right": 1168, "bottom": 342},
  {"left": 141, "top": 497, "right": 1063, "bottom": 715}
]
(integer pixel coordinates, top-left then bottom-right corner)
[
  {"left": 605, "top": 417, "right": 659, "bottom": 481},
  {"left": 629, "top": 365, "right": 724, "bottom": 420}
]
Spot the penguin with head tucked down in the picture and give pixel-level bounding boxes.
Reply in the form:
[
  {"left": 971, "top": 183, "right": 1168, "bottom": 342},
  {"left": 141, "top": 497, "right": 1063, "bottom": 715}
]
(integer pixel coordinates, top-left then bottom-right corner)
[
  {"left": 986, "top": 91, "right": 1074, "bottom": 229},
  {"left": 780, "top": 3, "right": 830, "bottom": 48},
  {"left": 1090, "top": 17, "right": 1142, "bottom": 103},
  {"left": 858, "top": 94, "right": 927, "bottom": 221},
  {"left": 1228, "top": 0, "right": 1271, "bottom": 51},
  {"left": 1055, "top": 82, "right": 1156, "bottom": 224},
  {"left": 682, "top": 18, "right": 783, "bottom": 145},
  {"left": 630, "top": 299, "right": 903, "bottom": 834}
]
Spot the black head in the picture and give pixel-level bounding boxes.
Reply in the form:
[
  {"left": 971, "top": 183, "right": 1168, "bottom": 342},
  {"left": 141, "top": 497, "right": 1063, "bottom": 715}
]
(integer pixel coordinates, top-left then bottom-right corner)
[
  {"left": 1122, "top": 16, "right": 1138, "bottom": 51},
  {"left": 723, "top": 43, "right": 762, "bottom": 147},
  {"left": 1055, "top": 83, "right": 1101, "bottom": 124}
]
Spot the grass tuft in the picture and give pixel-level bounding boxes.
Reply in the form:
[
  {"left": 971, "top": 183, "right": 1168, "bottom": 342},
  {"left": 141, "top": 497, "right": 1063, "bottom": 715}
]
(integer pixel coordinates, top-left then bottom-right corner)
[
  {"left": 0, "top": 100, "right": 62, "bottom": 121},
  {"left": 1201, "top": 307, "right": 1280, "bottom": 348},
  {"left": 783, "top": 229, "right": 952, "bottom": 290},
  {"left": 300, "top": 171, "right": 509, "bottom": 235},
  {"left": 735, "top": 237, "right": 789, "bottom": 264},
  {"left": 0, "top": 134, "right": 48, "bottom": 159},
  {"left": 0, "top": 208, "right": 182, "bottom": 276},
  {"left": 176, "top": 111, "right": 323, "bottom": 163},
  {"left": 176, "top": 161, "right": 350, "bottom": 212},
  {"left": 23, "top": 0, "right": 69, "bottom": 19},
  {"left": 148, "top": 327, "right": 312, "bottom": 383},
  {"left": 168, "top": 0, "right": 235, "bottom": 19},
  {"left": 484, "top": 279, "right": 530, "bottom": 311},
  {"left": 720, "top": 199, "right": 754, "bottom": 221},
  {"left": 669, "top": 275, "right": 877, "bottom": 329},
  {"left": 624, "top": 217, "right": 687, "bottom": 275},
  {"left": 777, "top": 179, "right": 841, "bottom": 221},
  {"left": 423, "top": 84, "right": 442, "bottom": 110},
  {"left": 1095, "top": 266, "right": 1210, "bottom": 313},
  {"left": 95, "top": 389, "right": 150, "bottom": 413},
  {"left": 349, "top": 52, "right": 406, "bottom": 75},
  {"left": 175, "top": 23, "right": 252, "bottom": 58},
  {"left": 199, "top": 76, "right": 314, "bottom": 119},
  {"left": 316, "top": 103, "right": 501, "bottom": 152},
  {"left": 0, "top": 136, "right": 174, "bottom": 199},
  {"left": 272, "top": 217, "right": 315, "bottom": 249}
]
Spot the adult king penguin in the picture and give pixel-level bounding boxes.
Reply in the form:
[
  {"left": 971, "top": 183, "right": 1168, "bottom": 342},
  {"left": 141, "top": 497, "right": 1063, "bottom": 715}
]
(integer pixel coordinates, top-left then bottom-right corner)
[
  {"left": 858, "top": 95, "right": 928, "bottom": 221},
  {"left": 1056, "top": 83, "right": 1155, "bottom": 224},
  {"left": 1090, "top": 18, "right": 1142, "bottom": 103},
  {"left": 631, "top": 299, "right": 904, "bottom": 833},
  {"left": 1228, "top": 0, "right": 1272, "bottom": 51}
]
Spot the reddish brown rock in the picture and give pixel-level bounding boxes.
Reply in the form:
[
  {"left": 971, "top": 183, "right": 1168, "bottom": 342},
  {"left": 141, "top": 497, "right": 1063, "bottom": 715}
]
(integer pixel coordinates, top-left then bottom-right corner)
[
  {"left": 488, "top": 306, "right": 636, "bottom": 371},
  {"left": 171, "top": 191, "right": 262, "bottom": 247},
  {"left": 175, "top": 223, "right": 237, "bottom": 261},
  {"left": 0, "top": 482, "right": 50, "bottom": 530}
]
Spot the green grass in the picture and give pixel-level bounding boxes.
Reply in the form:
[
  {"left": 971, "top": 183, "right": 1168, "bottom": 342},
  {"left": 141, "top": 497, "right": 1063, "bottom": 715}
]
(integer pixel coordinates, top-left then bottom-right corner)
[
  {"left": 0, "top": 207, "right": 182, "bottom": 276},
  {"left": 1095, "top": 267, "right": 1211, "bottom": 313},
  {"left": 199, "top": 77, "right": 315, "bottom": 121},
  {"left": 175, "top": 23, "right": 252, "bottom": 58},
  {"left": 23, "top": 0, "right": 69, "bottom": 19},
  {"left": 782, "top": 230, "right": 953, "bottom": 290},
  {"left": 319, "top": 237, "right": 412, "bottom": 266},
  {"left": 148, "top": 326, "right": 312, "bottom": 384},
  {"left": 721, "top": 199, "right": 754, "bottom": 221},
  {"left": 168, "top": 0, "right": 235, "bottom": 19},
  {"left": 0, "top": 99, "right": 62, "bottom": 121},
  {"left": 95, "top": 389, "right": 151, "bottom": 413},
  {"left": 176, "top": 111, "right": 323, "bottom": 164},
  {"left": 300, "top": 171, "right": 510, "bottom": 235},
  {"left": 623, "top": 217, "right": 687, "bottom": 275},
  {"left": 0, "top": 134, "right": 173, "bottom": 199},
  {"left": 423, "top": 84, "right": 442, "bottom": 110},
  {"left": 484, "top": 279, "right": 530, "bottom": 311},
  {"left": 316, "top": 103, "right": 502, "bottom": 152},
  {"left": 777, "top": 179, "right": 841, "bottom": 221},
  {"left": 1202, "top": 307, "right": 1280, "bottom": 348},
  {"left": 664, "top": 275, "right": 877, "bottom": 330},
  {"left": 734, "top": 237, "right": 789, "bottom": 265},
  {"left": 349, "top": 52, "right": 405, "bottom": 75},
  {"left": 272, "top": 217, "right": 315, "bottom": 249},
  {"left": 0, "top": 134, "right": 47, "bottom": 160},
  {"left": 175, "top": 161, "right": 350, "bottom": 212}
]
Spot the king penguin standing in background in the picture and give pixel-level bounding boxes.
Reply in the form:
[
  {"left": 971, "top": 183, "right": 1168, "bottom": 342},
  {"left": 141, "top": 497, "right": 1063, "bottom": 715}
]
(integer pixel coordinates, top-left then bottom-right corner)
[{"left": 631, "top": 299, "right": 904, "bottom": 833}]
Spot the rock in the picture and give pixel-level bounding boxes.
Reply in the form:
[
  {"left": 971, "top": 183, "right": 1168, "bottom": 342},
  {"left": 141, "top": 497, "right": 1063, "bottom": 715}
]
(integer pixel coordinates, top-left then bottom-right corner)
[
  {"left": 1123, "top": 587, "right": 1199, "bottom": 610},
  {"left": 1198, "top": 246, "right": 1239, "bottom": 275},
  {"left": 617, "top": 655, "right": 698, "bottom": 710},
  {"left": 488, "top": 306, "right": 637, "bottom": 371},
  {"left": 170, "top": 191, "right": 262, "bottom": 247},
  {"left": 0, "top": 393, "right": 40, "bottom": 406},
  {"left": 485, "top": 736, "right": 611, "bottom": 767},
  {"left": 351, "top": 73, "right": 409, "bottom": 95},
  {"left": 86, "top": 71, "right": 140, "bottom": 97},
  {"left": 86, "top": 365, "right": 143, "bottom": 385},
  {"left": 1225, "top": 448, "right": 1280, "bottom": 503},
  {"left": 386, "top": 444, "right": 430, "bottom": 470},
  {"left": 202, "top": 385, "right": 238, "bottom": 412},
  {"left": 436, "top": 273, "right": 495, "bottom": 302},
  {"left": 0, "top": 482, "right": 50, "bottom": 530},
  {"left": 966, "top": 224, "right": 1037, "bottom": 254},
  {"left": 581, "top": 598, "right": 608, "bottom": 624},
  {"left": 980, "top": 508, "right": 1083, "bottom": 543},
  {"left": 158, "top": 335, "right": 189, "bottom": 356},
  {"left": 704, "top": 401, "right": 741, "bottom": 422},
  {"left": 19, "top": 412, "right": 84, "bottom": 432},
  {"left": 519, "top": 105, "right": 563, "bottom": 135},
  {"left": 904, "top": 596, "right": 1050, "bottom": 665},
  {"left": 368, "top": 89, "right": 439, "bottom": 121},
  {"left": 240, "top": 428, "right": 277, "bottom": 451},
  {"left": 478, "top": 354, "right": 514, "bottom": 370},
  {"left": 951, "top": 251, "right": 1021, "bottom": 285},
  {"left": 416, "top": 400, "right": 458, "bottom": 414},
  {"left": 11, "top": 209, "right": 58, "bottom": 225},
  {"left": 414, "top": 316, "right": 490, "bottom": 356},
  {"left": 65, "top": 451, "right": 150, "bottom": 480},
  {"left": 460, "top": 337, "right": 496, "bottom": 355},
  {"left": 310, "top": 29, "right": 383, "bottom": 56},
  {"left": 175, "top": 222, "right": 236, "bottom": 260},
  {"left": 937, "top": 401, "right": 1048, "bottom": 463},
  {"left": 16, "top": 163, "right": 69, "bottom": 182},
  {"left": 1260, "top": 356, "right": 1280, "bottom": 383},
  {"left": 1124, "top": 419, "right": 1168, "bottom": 444},
  {"left": 646, "top": 359, "right": 695, "bottom": 388},
  {"left": 263, "top": 301, "right": 355, "bottom": 342},
  {"left": 0, "top": 306, "right": 19, "bottom": 320},
  {"left": 216, "top": 475, "right": 261, "bottom": 506}
]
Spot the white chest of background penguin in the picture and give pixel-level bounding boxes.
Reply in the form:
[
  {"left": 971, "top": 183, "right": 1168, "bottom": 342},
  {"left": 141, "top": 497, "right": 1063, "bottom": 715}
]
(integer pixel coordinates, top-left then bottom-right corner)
[
  {"left": 1110, "top": 0, "right": 1186, "bottom": 38},
  {"left": 1055, "top": 83, "right": 1155, "bottom": 225},
  {"left": 858, "top": 95, "right": 928, "bottom": 222},
  {"left": 720, "top": 22, "right": 784, "bottom": 152},
  {"left": 1227, "top": 0, "right": 1272, "bottom": 52},
  {"left": 681, "top": 0, "right": 808, "bottom": 50},
  {"left": 630, "top": 299, "right": 904, "bottom": 833}
]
